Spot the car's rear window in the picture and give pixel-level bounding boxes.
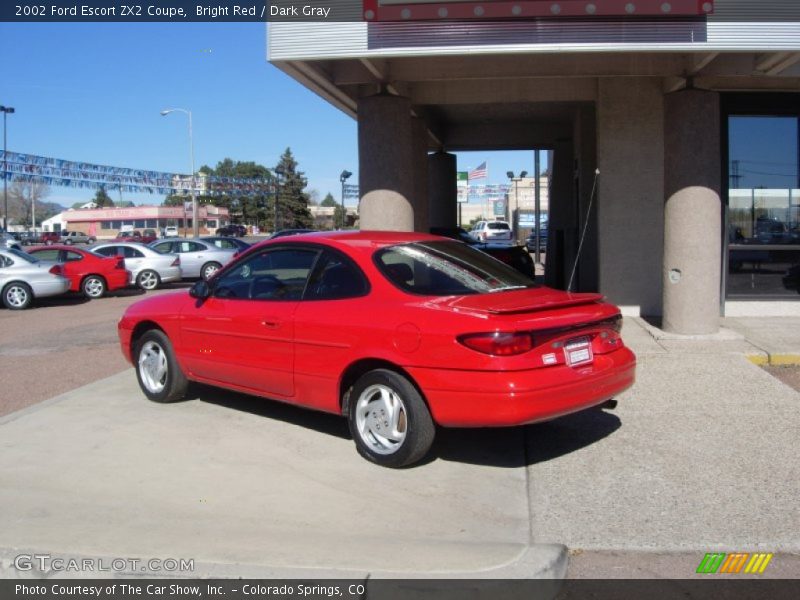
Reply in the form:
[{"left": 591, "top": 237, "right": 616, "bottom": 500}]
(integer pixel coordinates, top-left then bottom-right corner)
[
  {"left": 487, "top": 222, "right": 510, "bottom": 230},
  {"left": 375, "top": 241, "right": 535, "bottom": 296}
]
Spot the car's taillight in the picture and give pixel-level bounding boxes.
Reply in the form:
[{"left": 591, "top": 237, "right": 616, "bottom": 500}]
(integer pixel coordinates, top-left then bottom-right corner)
[
  {"left": 458, "top": 332, "right": 533, "bottom": 356},
  {"left": 171, "top": 257, "right": 180, "bottom": 266},
  {"left": 49, "top": 265, "right": 63, "bottom": 276}
]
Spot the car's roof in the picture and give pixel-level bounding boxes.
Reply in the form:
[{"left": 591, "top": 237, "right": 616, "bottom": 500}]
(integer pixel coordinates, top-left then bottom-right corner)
[
  {"left": 30, "top": 244, "right": 87, "bottom": 252},
  {"left": 259, "top": 230, "right": 443, "bottom": 249}
]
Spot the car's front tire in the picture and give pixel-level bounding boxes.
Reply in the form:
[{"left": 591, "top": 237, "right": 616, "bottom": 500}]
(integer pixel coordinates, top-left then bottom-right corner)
[
  {"left": 2, "top": 282, "right": 33, "bottom": 310},
  {"left": 134, "top": 329, "right": 188, "bottom": 403},
  {"left": 201, "top": 261, "right": 222, "bottom": 281},
  {"left": 82, "top": 275, "right": 106, "bottom": 299},
  {"left": 137, "top": 269, "right": 160, "bottom": 290},
  {"left": 347, "top": 369, "right": 435, "bottom": 468}
]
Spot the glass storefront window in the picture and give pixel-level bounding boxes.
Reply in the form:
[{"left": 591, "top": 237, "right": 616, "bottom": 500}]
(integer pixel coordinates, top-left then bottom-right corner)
[{"left": 727, "top": 115, "right": 800, "bottom": 298}]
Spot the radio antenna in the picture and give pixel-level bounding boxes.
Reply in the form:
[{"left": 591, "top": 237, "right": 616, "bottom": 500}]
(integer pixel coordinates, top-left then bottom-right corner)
[{"left": 567, "top": 168, "right": 600, "bottom": 293}]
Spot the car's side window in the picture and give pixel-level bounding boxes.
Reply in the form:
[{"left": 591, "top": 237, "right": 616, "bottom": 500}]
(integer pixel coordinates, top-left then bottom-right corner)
[
  {"left": 65, "top": 251, "right": 83, "bottom": 262},
  {"left": 93, "top": 247, "right": 114, "bottom": 257},
  {"left": 32, "top": 249, "right": 59, "bottom": 261},
  {"left": 122, "top": 247, "right": 145, "bottom": 259},
  {"left": 304, "top": 251, "right": 369, "bottom": 301},
  {"left": 178, "top": 241, "right": 203, "bottom": 253},
  {"left": 152, "top": 242, "right": 173, "bottom": 254},
  {"left": 213, "top": 247, "right": 319, "bottom": 301},
  {"left": 212, "top": 239, "right": 235, "bottom": 249}
]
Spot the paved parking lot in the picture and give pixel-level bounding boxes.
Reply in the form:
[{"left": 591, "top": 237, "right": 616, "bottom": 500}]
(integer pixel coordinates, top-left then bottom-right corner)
[{"left": 0, "top": 283, "right": 190, "bottom": 416}]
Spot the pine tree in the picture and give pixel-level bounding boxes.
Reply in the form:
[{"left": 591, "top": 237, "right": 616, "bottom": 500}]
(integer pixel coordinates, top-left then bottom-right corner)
[
  {"left": 320, "top": 192, "right": 337, "bottom": 207},
  {"left": 94, "top": 186, "right": 115, "bottom": 208},
  {"left": 274, "top": 148, "right": 312, "bottom": 231}
]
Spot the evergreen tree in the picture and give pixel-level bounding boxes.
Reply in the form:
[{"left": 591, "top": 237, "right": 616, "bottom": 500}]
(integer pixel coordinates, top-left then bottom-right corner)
[
  {"left": 94, "top": 186, "right": 115, "bottom": 208},
  {"left": 274, "top": 148, "right": 312, "bottom": 231},
  {"left": 320, "top": 192, "right": 337, "bottom": 207}
]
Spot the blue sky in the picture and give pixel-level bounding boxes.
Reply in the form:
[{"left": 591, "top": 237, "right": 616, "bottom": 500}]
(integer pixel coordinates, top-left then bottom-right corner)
[{"left": 0, "top": 22, "right": 542, "bottom": 209}]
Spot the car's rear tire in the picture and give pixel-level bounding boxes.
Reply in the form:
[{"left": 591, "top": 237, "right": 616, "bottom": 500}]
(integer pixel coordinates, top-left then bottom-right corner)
[
  {"left": 137, "top": 269, "right": 160, "bottom": 290},
  {"left": 2, "top": 282, "right": 33, "bottom": 310},
  {"left": 201, "top": 261, "right": 222, "bottom": 281},
  {"left": 347, "top": 369, "right": 435, "bottom": 468},
  {"left": 134, "top": 329, "right": 188, "bottom": 403},
  {"left": 65, "top": 239, "right": 73, "bottom": 245},
  {"left": 82, "top": 275, "right": 106, "bottom": 299}
]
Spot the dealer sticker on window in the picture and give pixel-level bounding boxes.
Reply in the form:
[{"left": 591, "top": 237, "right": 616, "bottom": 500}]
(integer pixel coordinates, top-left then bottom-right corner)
[{"left": 564, "top": 336, "right": 593, "bottom": 366}]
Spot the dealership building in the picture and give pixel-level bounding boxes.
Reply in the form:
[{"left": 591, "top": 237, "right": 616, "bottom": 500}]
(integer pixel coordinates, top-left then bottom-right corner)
[
  {"left": 42, "top": 204, "right": 230, "bottom": 238},
  {"left": 269, "top": 0, "right": 800, "bottom": 333}
]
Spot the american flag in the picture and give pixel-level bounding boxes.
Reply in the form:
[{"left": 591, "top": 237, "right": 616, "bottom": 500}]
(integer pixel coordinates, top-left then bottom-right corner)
[{"left": 468, "top": 162, "right": 487, "bottom": 180}]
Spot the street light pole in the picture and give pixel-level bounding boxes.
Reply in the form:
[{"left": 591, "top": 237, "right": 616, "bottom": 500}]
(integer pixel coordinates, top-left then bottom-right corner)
[
  {"left": 160, "top": 108, "right": 197, "bottom": 238},
  {"left": 506, "top": 170, "right": 527, "bottom": 244},
  {"left": 339, "top": 170, "right": 352, "bottom": 230},
  {"left": 1, "top": 106, "right": 15, "bottom": 232}
]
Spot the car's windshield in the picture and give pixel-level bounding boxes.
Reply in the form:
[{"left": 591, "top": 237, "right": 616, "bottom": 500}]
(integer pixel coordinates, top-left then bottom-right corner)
[{"left": 375, "top": 241, "right": 536, "bottom": 296}]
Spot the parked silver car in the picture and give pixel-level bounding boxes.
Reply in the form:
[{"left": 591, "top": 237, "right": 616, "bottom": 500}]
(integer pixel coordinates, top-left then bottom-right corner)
[
  {"left": 0, "top": 248, "right": 71, "bottom": 309},
  {"left": 92, "top": 242, "right": 182, "bottom": 290},
  {"left": 149, "top": 238, "right": 236, "bottom": 280}
]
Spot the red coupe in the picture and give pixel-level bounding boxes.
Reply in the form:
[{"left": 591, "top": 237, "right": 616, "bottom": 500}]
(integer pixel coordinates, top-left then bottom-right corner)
[
  {"left": 118, "top": 231, "right": 635, "bottom": 467},
  {"left": 28, "top": 245, "right": 130, "bottom": 299}
]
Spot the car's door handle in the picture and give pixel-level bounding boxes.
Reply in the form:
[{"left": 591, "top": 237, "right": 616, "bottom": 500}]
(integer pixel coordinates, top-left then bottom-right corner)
[{"left": 261, "top": 320, "right": 280, "bottom": 329}]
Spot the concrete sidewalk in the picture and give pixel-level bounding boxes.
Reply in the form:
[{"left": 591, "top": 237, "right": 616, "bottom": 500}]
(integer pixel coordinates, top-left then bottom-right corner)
[
  {"left": 0, "top": 317, "right": 798, "bottom": 579},
  {"left": 525, "top": 317, "right": 800, "bottom": 563},
  {"left": 0, "top": 372, "right": 564, "bottom": 579}
]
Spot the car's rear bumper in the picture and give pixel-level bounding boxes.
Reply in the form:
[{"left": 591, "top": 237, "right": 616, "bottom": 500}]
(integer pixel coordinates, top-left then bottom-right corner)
[
  {"left": 32, "top": 278, "right": 71, "bottom": 299},
  {"left": 407, "top": 347, "right": 636, "bottom": 427}
]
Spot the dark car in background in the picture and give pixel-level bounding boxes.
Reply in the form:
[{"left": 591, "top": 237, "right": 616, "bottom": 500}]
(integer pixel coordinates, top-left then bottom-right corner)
[
  {"left": 525, "top": 229, "right": 548, "bottom": 253},
  {"left": 270, "top": 228, "right": 315, "bottom": 240},
  {"left": 217, "top": 224, "right": 247, "bottom": 237},
  {"left": 430, "top": 227, "right": 534, "bottom": 278}
]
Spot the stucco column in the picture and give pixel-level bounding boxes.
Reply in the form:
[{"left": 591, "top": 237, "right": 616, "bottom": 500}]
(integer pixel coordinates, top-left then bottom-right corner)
[
  {"left": 663, "top": 89, "right": 721, "bottom": 334},
  {"left": 412, "top": 117, "right": 430, "bottom": 233},
  {"left": 427, "top": 151, "right": 457, "bottom": 229},
  {"left": 357, "top": 94, "right": 414, "bottom": 231}
]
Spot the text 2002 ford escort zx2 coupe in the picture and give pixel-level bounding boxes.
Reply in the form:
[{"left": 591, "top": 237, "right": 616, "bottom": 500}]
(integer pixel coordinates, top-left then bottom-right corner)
[{"left": 118, "top": 231, "right": 635, "bottom": 467}]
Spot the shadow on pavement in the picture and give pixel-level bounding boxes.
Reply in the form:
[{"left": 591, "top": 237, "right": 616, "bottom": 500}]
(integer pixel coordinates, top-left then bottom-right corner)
[
  {"left": 191, "top": 383, "right": 351, "bottom": 440},
  {"left": 188, "top": 383, "right": 621, "bottom": 468}
]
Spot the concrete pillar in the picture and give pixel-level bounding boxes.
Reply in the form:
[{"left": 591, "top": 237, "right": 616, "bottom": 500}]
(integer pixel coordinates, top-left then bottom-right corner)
[
  {"left": 663, "top": 89, "right": 721, "bottom": 334},
  {"left": 357, "top": 94, "right": 414, "bottom": 231},
  {"left": 411, "top": 118, "right": 430, "bottom": 233},
  {"left": 597, "top": 78, "right": 665, "bottom": 316},
  {"left": 427, "top": 152, "right": 457, "bottom": 229}
]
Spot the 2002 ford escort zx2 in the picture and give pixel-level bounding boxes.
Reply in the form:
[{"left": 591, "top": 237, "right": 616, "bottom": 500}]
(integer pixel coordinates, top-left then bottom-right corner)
[{"left": 119, "top": 231, "right": 635, "bottom": 467}]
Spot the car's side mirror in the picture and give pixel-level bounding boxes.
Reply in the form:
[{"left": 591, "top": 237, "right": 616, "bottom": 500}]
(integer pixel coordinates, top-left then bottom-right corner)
[{"left": 189, "top": 280, "right": 211, "bottom": 300}]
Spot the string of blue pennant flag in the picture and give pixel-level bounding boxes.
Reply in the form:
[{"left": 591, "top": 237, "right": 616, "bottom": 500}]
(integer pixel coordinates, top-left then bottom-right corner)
[{"left": 0, "top": 150, "right": 277, "bottom": 197}]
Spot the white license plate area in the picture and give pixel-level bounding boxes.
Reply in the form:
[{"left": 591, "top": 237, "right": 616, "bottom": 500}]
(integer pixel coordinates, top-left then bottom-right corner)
[{"left": 564, "top": 336, "right": 593, "bottom": 367}]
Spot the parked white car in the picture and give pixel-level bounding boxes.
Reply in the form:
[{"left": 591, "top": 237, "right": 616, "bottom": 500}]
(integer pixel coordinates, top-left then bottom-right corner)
[
  {"left": 470, "top": 220, "right": 513, "bottom": 242},
  {"left": 0, "top": 248, "right": 71, "bottom": 309},
  {"left": 163, "top": 226, "right": 179, "bottom": 237},
  {"left": 92, "top": 242, "right": 182, "bottom": 290}
]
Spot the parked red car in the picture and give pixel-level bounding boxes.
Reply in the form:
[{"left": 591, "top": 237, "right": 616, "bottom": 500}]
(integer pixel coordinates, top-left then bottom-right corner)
[
  {"left": 41, "top": 232, "right": 61, "bottom": 246},
  {"left": 118, "top": 231, "right": 635, "bottom": 467},
  {"left": 28, "top": 245, "right": 130, "bottom": 299}
]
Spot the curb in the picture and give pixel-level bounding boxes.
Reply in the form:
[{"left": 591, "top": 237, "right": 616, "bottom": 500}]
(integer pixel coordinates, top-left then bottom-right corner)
[
  {"left": 0, "top": 545, "right": 569, "bottom": 580},
  {"left": 746, "top": 354, "right": 800, "bottom": 367}
]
